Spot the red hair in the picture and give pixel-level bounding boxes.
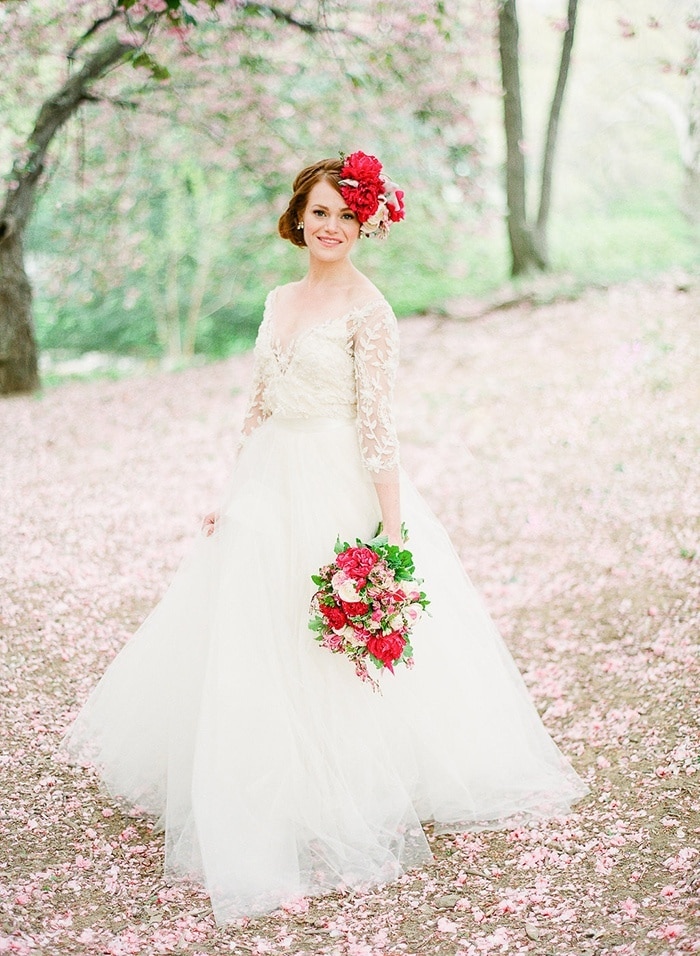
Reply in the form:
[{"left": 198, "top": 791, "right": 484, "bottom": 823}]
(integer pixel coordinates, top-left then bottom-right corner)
[{"left": 277, "top": 158, "right": 344, "bottom": 247}]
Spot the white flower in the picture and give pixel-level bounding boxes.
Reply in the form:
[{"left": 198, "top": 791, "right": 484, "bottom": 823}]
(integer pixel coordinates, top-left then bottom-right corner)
[
  {"left": 360, "top": 204, "right": 390, "bottom": 239},
  {"left": 403, "top": 603, "right": 423, "bottom": 626},
  {"left": 332, "top": 571, "right": 361, "bottom": 602},
  {"left": 342, "top": 626, "right": 366, "bottom": 647}
]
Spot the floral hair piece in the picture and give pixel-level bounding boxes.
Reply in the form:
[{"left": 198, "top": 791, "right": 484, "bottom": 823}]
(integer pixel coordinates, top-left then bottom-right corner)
[{"left": 338, "top": 151, "right": 405, "bottom": 239}]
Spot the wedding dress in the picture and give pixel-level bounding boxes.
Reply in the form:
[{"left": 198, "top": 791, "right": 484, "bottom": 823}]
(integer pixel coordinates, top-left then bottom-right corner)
[{"left": 62, "top": 288, "right": 588, "bottom": 923}]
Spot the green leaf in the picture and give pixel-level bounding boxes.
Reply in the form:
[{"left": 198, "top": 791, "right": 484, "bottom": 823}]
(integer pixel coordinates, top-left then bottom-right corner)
[
  {"left": 334, "top": 536, "right": 349, "bottom": 555},
  {"left": 131, "top": 51, "right": 171, "bottom": 82}
]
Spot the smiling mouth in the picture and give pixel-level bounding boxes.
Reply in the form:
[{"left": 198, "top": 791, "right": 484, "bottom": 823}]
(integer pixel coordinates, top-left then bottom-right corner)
[{"left": 318, "top": 237, "right": 341, "bottom": 245}]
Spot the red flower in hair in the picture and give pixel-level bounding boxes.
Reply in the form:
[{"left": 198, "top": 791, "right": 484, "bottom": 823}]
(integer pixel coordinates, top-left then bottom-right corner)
[
  {"left": 341, "top": 150, "right": 382, "bottom": 185},
  {"left": 387, "top": 189, "right": 405, "bottom": 222},
  {"left": 339, "top": 150, "right": 405, "bottom": 237}
]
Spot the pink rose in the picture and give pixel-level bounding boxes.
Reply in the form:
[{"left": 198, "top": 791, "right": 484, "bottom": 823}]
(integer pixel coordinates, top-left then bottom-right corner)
[
  {"left": 322, "top": 631, "right": 344, "bottom": 650},
  {"left": 336, "top": 546, "right": 378, "bottom": 583}
]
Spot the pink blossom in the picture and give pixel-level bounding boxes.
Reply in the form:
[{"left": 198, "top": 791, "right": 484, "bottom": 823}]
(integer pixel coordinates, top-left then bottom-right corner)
[
  {"left": 620, "top": 897, "right": 638, "bottom": 919},
  {"left": 659, "top": 923, "right": 685, "bottom": 940}
]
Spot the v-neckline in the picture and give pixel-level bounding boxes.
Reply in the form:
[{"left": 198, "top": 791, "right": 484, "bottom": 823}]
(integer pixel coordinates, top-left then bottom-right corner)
[{"left": 266, "top": 287, "right": 385, "bottom": 366}]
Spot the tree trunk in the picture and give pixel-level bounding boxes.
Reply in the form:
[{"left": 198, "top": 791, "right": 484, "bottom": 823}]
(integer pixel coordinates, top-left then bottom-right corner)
[
  {"left": 0, "top": 227, "right": 39, "bottom": 393},
  {"left": 184, "top": 240, "right": 213, "bottom": 358},
  {"left": 165, "top": 252, "right": 183, "bottom": 360},
  {"left": 497, "top": 0, "right": 578, "bottom": 276},
  {"left": 497, "top": 0, "right": 545, "bottom": 275},
  {"left": 534, "top": 0, "right": 578, "bottom": 260},
  {"left": 0, "top": 35, "right": 136, "bottom": 395}
]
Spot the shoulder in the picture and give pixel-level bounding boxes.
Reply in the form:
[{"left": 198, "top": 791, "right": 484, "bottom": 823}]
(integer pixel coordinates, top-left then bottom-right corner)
[
  {"left": 350, "top": 292, "right": 396, "bottom": 330},
  {"left": 270, "top": 280, "right": 303, "bottom": 302},
  {"left": 350, "top": 298, "right": 399, "bottom": 362},
  {"left": 264, "top": 281, "right": 294, "bottom": 310},
  {"left": 347, "top": 274, "right": 384, "bottom": 308}
]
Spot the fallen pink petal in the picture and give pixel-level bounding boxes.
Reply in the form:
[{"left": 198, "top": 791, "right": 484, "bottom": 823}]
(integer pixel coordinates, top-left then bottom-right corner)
[{"left": 1, "top": 278, "right": 698, "bottom": 954}]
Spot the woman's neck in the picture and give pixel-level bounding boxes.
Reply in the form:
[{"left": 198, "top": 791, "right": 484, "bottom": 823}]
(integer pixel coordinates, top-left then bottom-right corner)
[{"left": 303, "top": 258, "right": 358, "bottom": 291}]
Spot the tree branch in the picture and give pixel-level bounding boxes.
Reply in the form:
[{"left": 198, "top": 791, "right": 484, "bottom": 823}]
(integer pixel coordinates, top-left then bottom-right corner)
[
  {"left": 3, "top": 37, "right": 139, "bottom": 229},
  {"left": 67, "top": 6, "right": 123, "bottom": 60},
  {"left": 536, "top": 0, "right": 578, "bottom": 231},
  {"left": 242, "top": 1, "right": 342, "bottom": 34}
]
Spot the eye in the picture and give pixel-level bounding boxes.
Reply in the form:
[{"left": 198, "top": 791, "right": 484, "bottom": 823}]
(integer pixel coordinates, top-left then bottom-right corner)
[
  {"left": 342, "top": 213, "right": 356, "bottom": 220},
  {"left": 312, "top": 209, "right": 326, "bottom": 217}
]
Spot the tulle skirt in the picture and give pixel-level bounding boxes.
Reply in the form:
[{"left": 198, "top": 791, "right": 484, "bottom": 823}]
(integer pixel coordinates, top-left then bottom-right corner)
[{"left": 61, "top": 415, "right": 588, "bottom": 922}]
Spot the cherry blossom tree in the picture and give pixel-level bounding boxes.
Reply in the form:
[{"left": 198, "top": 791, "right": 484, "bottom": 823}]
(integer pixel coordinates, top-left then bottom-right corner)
[
  {"left": 0, "top": 1, "right": 242, "bottom": 394},
  {"left": 1, "top": 0, "right": 486, "bottom": 393}
]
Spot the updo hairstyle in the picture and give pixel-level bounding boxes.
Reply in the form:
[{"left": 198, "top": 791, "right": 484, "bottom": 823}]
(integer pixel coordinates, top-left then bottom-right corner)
[{"left": 278, "top": 158, "right": 344, "bottom": 248}]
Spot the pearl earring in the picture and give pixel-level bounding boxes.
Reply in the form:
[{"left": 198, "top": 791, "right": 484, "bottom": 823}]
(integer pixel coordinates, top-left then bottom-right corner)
[{"left": 297, "top": 221, "right": 304, "bottom": 230}]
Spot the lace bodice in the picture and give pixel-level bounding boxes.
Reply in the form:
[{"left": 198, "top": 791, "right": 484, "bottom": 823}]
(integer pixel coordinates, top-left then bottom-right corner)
[{"left": 240, "top": 288, "right": 400, "bottom": 481}]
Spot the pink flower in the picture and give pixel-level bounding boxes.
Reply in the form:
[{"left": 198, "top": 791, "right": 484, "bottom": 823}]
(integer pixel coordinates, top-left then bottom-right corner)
[
  {"left": 336, "top": 546, "right": 378, "bottom": 582},
  {"left": 322, "top": 632, "right": 344, "bottom": 651},
  {"left": 620, "top": 897, "right": 638, "bottom": 919},
  {"left": 660, "top": 924, "right": 684, "bottom": 940}
]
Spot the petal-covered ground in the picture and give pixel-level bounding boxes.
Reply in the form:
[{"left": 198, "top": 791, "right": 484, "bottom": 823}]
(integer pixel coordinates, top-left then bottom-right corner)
[{"left": 0, "top": 277, "right": 698, "bottom": 956}]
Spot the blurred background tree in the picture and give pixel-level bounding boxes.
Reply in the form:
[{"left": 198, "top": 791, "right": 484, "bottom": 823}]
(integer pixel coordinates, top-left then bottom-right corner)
[
  {"left": 0, "top": 0, "right": 485, "bottom": 392},
  {"left": 0, "top": 0, "right": 698, "bottom": 394},
  {"left": 498, "top": 0, "right": 578, "bottom": 274}
]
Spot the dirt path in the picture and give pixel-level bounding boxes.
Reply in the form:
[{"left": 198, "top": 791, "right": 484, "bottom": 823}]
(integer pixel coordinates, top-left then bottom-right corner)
[{"left": 1, "top": 276, "right": 698, "bottom": 955}]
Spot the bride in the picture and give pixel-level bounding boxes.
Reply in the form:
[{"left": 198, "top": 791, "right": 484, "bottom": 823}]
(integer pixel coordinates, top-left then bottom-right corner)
[{"left": 61, "top": 151, "right": 588, "bottom": 924}]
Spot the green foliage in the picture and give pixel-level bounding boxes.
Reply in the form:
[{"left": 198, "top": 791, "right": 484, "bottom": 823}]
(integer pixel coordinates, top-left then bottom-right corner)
[
  {"left": 130, "top": 51, "right": 170, "bottom": 81},
  {"left": 549, "top": 204, "right": 700, "bottom": 284},
  {"left": 19, "top": 0, "right": 700, "bottom": 369}
]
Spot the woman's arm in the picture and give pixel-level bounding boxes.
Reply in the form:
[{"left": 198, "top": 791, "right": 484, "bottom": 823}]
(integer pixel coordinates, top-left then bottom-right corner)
[
  {"left": 373, "top": 479, "right": 402, "bottom": 546},
  {"left": 203, "top": 305, "right": 271, "bottom": 536},
  {"left": 353, "top": 299, "right": 402, "bottom": 544}
]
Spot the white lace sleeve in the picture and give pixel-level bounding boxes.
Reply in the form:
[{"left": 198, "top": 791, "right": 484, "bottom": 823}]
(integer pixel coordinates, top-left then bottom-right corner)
[
  {"left": 353, "top": 299, "right": 400, "bottom": 483},
  {"left": 239, "top": 300, "right": 272, "bottom": 448},
  {"left": 240, "top": 353, "right": 268, "bottom": 442}
]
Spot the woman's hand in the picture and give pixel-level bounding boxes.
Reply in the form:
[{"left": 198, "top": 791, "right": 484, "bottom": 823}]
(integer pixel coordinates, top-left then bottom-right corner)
[{"left": 202, "top": 511, "right": 219, "bottom": 536}]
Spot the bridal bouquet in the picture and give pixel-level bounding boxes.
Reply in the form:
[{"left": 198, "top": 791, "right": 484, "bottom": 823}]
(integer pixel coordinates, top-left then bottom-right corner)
[{"left": 309, "top": 528, "right": 429, "bottom": 690}]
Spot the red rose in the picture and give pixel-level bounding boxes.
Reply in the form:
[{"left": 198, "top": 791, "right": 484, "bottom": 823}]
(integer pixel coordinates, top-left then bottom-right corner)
[
  {"left": 341, "top": 600, "right": 370, "bottom": 617},
  {"left": 366, "top": 632, "right": 407, "bottom": 672},
  {"left": 320, "top": 602, "right": 347, "bottom": 630},
  {"left": 336, "top": 546, "right": 379, "bottom": 581}
]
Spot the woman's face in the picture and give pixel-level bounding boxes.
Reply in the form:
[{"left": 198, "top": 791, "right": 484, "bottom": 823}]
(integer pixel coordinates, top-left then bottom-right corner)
[{"left": 300, "top": 179, "right": 361, "bottom": 261}]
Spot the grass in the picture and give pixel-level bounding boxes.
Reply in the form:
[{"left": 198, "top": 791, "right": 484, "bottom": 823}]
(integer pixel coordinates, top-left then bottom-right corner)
[
  {"left": 35, "top": 199, "right": 700, "bottom": 385},
  {"left": 548, "top": 204, "right": 700, "bottom": 285}
]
